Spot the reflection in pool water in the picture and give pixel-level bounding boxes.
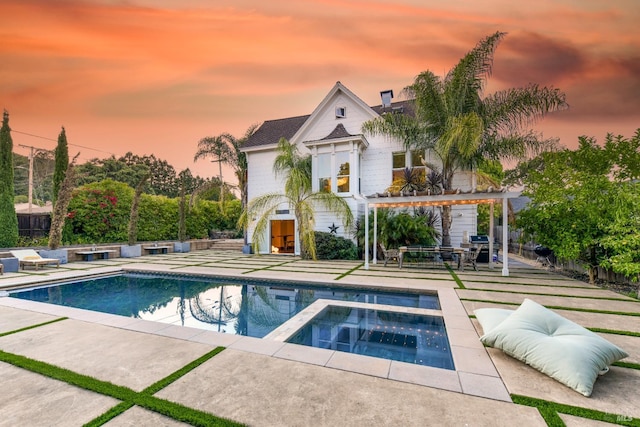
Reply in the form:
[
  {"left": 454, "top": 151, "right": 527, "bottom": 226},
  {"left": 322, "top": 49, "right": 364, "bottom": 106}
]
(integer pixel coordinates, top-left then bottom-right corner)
[{"left": 10, "top": 273, "right": 440, "bottom": 338}]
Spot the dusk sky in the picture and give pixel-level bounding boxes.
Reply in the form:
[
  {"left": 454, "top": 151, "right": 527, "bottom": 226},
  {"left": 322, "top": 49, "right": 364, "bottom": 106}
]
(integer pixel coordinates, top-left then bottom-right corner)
[{"left": 2, "top": 0, "right": 639, "bottom": 181}]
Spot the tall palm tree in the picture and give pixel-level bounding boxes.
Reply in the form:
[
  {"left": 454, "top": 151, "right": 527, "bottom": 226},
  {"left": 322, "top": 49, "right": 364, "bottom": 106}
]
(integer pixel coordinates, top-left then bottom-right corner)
[
  {"left": 363, "top": 31, "right": 568, "bottom": 245},
  {"left": 226, "top": 124, "right": 259, "bottom": 210},
  {"left": 194, "top": 134, "right": 233, "bottom": 205},
  {"left": 239, "top": 138, "right": 354, "bottom": 260},
  {"left": 194, "top": 125, "right": 258, "bottom": 210}
]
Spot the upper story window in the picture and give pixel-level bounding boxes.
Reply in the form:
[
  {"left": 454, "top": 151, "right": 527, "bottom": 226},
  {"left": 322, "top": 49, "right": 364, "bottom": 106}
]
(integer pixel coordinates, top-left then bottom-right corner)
[
  {"left": 336, "top": 151, "right": 350, "bottom": 193},
  {"left": 392, "top": 150, "right": 425, "bottom": 187},
  {"left": 318, "top": 153, "right": 331, "bottom": 193},
  {"left": 335, "top": 107, "right": 346, "bottom": 118},
  {"left": 316, "top": 150, "right": 351, "bottom": 194}
]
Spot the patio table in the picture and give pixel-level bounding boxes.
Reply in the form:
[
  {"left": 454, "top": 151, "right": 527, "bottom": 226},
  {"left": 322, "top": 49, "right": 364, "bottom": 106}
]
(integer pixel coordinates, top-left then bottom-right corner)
[{"left": 398, "top": 246, "right": 466, "bottom": 270}]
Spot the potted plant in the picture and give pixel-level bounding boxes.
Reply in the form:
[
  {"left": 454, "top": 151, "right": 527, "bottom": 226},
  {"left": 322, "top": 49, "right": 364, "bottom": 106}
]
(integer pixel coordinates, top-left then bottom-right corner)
[
  {"left": 120, "top": 172, "right": 149, "bottom": 258},
  {"left": 174, "top": 171, "right": 191, "bottom": 253},
  {"left": 40, "top": 154, "right": 79, "bottom": 263}
]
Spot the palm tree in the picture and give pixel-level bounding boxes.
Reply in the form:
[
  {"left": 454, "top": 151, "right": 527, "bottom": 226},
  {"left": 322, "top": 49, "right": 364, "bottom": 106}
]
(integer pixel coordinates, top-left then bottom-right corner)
[
  {"left": 194, "top": 124, "right": 258, "bottom": 210},
  {"left": 239, "top": 138, "right": 354, "bottom": 260},
  {"left": 194, "top": 135, "right": 232, "bottom": 206},
  {"left": 226, "top": 124, "right": 259, "bottom": 210},
  {"left": 362, "top": 31, "right": 568, "bottom": 245}
]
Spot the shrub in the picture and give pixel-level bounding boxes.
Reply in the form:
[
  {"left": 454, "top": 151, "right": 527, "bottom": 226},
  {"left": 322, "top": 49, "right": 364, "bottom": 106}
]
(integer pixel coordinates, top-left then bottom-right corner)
[
  {"left": 64, "top": 179, "right": 133, "bottom": 243},
  {"left": 315, "top": 231, "right": 358, "bottom": 260}
]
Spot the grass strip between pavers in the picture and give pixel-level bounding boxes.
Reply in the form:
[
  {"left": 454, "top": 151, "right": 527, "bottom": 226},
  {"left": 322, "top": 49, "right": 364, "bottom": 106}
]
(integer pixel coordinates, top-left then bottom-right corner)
[
  {"left": 613, "top": 361, "right": 640, "bottom": 370},
  {"left": 511, "top": 394, "right": 640, "bottom": 426},
  {"left": 460, "top": 287, "right": 639, "bottom": 303},
  {"left": 0, "top": 348, "right": 244, "bottom": 427},
  {"left": 335, "top": 262, "right": 364, "bottom": 280},
  {"left": 587, "top": 327, "right": 640, "bottom": 338},
  {"left": 0, "top": 317, "right": 68, "bottom": 337},
  {"left": 241, "top": 260, "right": 297, "bottom": 274},
  {"left": 447, "top": 267, "right": 466, "bottom": 289},
  {"left": 460, "top": 298, "right": 640, "bottom": 317}
]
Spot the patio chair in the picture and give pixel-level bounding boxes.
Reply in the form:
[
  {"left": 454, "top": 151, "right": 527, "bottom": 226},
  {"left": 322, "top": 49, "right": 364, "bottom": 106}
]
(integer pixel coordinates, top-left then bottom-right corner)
[
  {"left": 378, "top": 244, "right": 399, "bottom": 267},
  {"left": 462, "top": 247, "right": 479, "bottom": 271},
  {"left": 10, "top": 249, "right": 60, "bottom": 271},
  {"left": 439, "top": 247, "right": 460, "bottom": 269}
]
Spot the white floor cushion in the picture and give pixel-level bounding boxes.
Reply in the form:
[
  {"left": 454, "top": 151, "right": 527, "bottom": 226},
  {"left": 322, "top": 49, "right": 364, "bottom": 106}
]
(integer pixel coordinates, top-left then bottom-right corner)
[
  {"left": 480, "top": 299, "right": 628, "bottom": 397},
  {"left": 474, "top": 308, "right": 514, "bottom": 334}
]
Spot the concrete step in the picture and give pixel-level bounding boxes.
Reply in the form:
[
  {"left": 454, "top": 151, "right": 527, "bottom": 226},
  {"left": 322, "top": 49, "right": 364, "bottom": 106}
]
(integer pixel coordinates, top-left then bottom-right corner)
[{"left": 209, "top": 239, "right": 244, "bottom": 252}]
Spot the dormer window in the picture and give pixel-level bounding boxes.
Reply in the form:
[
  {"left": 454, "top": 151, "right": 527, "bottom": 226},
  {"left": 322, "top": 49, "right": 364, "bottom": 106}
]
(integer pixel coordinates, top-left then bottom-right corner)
[{"left": 335, "top": 107, "right": 346, "bottom": 118}]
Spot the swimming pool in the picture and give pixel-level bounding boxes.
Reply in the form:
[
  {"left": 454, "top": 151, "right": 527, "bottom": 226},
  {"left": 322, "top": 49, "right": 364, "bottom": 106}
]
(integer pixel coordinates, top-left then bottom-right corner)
[
  {"left": 9, "top": 272, "right": 437, "bottom": 333},
  {"left": 10, "top": 272, "right": 454, "bottom": 369}
]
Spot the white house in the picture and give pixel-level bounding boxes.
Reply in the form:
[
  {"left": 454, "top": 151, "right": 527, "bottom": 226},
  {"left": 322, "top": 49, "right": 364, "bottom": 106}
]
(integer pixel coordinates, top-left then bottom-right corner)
[{"left": 241, "top": 82, "right": 478, "bottom": 255}]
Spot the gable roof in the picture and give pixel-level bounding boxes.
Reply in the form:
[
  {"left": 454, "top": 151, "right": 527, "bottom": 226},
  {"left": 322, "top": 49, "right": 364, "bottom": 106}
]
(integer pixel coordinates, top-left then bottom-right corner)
[
  {"left": 242, "top": 81, "right": 415, "bottom": 152},
  {"left": 319, "top": 123, "right": 356, "bottom": 141},
  {"left": 242, "top": 114, "right": 310, "bottom": 150}
]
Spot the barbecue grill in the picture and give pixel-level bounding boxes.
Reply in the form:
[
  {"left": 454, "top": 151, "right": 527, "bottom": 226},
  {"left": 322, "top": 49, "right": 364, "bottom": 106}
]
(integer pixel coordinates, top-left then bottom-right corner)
[{"left": 534, "top": 245, "right": 553, "bottom": 267}]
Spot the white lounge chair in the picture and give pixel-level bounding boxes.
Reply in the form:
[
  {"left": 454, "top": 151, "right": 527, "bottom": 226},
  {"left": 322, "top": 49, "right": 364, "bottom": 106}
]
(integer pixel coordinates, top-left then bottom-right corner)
[{"left": 10, "top": 249, "right": 60, "bottom": 271}]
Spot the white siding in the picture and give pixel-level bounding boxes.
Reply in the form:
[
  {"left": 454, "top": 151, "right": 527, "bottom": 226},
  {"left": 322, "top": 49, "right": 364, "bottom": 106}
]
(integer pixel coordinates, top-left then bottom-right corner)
[{"left": 244, "top": 83, "right": 482, "bottom": 253}]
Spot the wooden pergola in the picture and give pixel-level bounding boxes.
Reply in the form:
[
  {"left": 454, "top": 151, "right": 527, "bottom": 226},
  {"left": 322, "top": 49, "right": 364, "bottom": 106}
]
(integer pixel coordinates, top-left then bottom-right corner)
[{"left": 363, "top": 189, "right": 522, "bottom": 276}]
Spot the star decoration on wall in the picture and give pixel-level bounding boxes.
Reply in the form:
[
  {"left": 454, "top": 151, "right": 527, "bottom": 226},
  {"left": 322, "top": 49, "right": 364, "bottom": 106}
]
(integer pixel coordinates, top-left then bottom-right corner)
[{"left": 328, "top": 223, "right": 339, "bottom": 234}]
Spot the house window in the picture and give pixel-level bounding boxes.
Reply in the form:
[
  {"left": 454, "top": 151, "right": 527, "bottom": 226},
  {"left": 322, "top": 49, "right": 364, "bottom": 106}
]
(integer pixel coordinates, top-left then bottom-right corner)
[
  {"left": 392, "top": 152, "right": 406, "bottom": 183},
  {"left": 318, "top": 153, "right": 331, "bottom": 193},
  {"left": 316, "top": 150, "right": 351, "bottom": 194},
  {"left": 392, "top": 151, "right": 426, "bottom": 186},
  {"left": 410, "top": 150, "right": 426, "bottom": 182},
  {"left": 336, "top": 151, "right": 350, "bottom": 193},
  {"left": 335, "top": 107, "right": 346, "bottom": 118}
]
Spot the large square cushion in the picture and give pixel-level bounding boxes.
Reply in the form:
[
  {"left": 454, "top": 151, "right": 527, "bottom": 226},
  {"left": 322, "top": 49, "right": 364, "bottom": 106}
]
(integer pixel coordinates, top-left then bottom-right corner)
[{"left": 479, "top": 299, "right": 628, "bottom": 397}]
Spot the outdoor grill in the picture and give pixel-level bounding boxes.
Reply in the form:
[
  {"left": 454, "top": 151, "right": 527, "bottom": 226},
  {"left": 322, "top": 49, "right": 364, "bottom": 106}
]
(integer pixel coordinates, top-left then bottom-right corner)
[
  {"left": 469, "top": 235, "right": 489, "bottom": 244},
  {"left": 534, "top": 245, "right": 553, "bottom": 267},
  {"left": 469, "top": 235, "right": 491, "bottom": 263}
]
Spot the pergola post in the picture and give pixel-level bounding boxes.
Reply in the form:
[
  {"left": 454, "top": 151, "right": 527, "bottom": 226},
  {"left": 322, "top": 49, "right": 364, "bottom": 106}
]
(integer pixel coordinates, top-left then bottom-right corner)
[
  {"left": 489, "top": 202, "right": 495, "bottom": 269},
  {"left": 364, "top": 202, "right": 370, "bottom": 270},
  {"left": 502, "top": 199, "right": 510, "bottom": 276},
  {"left": 373, "top": 205, "right": 378, "bottom": 264}
]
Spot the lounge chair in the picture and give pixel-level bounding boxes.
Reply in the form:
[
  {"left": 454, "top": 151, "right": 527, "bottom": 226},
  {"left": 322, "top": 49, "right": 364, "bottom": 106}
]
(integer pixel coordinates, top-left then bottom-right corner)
[{"left": 10, "top": 249, "right": 60, "bottom": 271}]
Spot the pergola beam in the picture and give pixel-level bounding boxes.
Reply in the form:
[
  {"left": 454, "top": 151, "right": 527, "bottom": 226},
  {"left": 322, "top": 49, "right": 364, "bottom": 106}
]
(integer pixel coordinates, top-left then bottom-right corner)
[{"left": 363, "top": 190, "right": 521, "bottom": 276}]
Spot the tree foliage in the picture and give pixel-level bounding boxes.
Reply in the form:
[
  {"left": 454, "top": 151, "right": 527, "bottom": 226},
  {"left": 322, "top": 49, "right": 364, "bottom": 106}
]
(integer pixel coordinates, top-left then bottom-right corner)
[
  {"left": 74, "top": 153, "right": 211, "bottom": 199},
  {"left": 48, "top": 154, "right": 78, "bottom": 249},
  {"left": 518, "top": 130, "right": 640, "bottom": 283},
  {"left": 0, "top": 110, "right": 19, "bottom": 248},
  {"left": 62, "top": 179, "right": 242, "bottom": 244},
  {"left": 355, "top": 208, "right": 440, "bottom": 252},
  {"left": 363, "top": 31, "right": 567, "bottom": 245},
  {"left": 52, "top": 127, "right": 69, "bottom": 206},
  {"left": 194, "top": 124, "right": 257, "bottom": 208}
]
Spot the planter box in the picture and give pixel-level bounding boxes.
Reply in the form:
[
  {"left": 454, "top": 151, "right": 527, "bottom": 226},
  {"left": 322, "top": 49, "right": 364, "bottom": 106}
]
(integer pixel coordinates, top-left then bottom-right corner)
[
  {"left": 39, "top": 249, "right": 68, "bottom": 264},
  {"left": 174, "top": 242, "right": 191, "bottom": 253},
  {"left": 0, "top": 257, "right": 19, "bottom": 273},
  {"left": 120, "top": 244, "right": 142, "bottom": 258}
]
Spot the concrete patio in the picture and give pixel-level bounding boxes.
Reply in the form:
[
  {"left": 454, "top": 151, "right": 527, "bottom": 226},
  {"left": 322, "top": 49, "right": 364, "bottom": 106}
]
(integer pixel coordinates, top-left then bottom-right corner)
[{"left": 0, "top": 249, "right": 638, "bottom": 426}]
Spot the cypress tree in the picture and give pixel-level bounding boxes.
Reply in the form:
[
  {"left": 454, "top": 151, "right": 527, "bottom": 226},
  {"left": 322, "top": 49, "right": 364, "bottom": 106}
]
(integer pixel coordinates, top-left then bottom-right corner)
[
  {"left": 0, "top": 110, "right": 19, "bottom": 248},
  {"left": 52, "top": 126, "right": 69, "bottom": 206}
]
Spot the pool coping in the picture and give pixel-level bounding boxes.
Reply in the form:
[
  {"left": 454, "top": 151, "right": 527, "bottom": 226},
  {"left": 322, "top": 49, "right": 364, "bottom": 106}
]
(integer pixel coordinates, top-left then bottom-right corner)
[{"left": 0, "top": 265, "right": 510, "bottom": 402}]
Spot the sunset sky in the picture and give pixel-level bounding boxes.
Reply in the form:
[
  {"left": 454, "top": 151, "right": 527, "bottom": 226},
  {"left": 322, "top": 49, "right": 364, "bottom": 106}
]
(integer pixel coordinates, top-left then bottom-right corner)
[{"left": 2, "top": 0, "right": 639, "bottom": 181}]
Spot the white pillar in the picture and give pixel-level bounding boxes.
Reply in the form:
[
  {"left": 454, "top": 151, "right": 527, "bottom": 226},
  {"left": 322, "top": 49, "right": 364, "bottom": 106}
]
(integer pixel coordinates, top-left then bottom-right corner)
[
  {"left": 364, "top": 202, "right": 370, "bottom": 270},
  {"left": 373, "top": 205, "right": 378, "bottom": 264},
  {"left": 502, "top": 199, "right": 510, "bottom": 276}
]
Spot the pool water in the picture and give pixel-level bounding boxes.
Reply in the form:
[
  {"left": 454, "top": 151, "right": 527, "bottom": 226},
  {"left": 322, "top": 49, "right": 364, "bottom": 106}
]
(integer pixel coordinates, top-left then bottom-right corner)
[
  {"left": 287, "top": 306, "right": 454, "bottom": 369},
  {"left": 10, "top": 273, "right": 440, "bottom": 339}
]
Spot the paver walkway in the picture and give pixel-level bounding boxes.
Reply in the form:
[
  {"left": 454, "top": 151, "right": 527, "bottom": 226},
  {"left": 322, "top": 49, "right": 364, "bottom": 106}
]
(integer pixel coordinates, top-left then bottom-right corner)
[{"left": 0, "top": 250, "right": 638, "bottom": 426}]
